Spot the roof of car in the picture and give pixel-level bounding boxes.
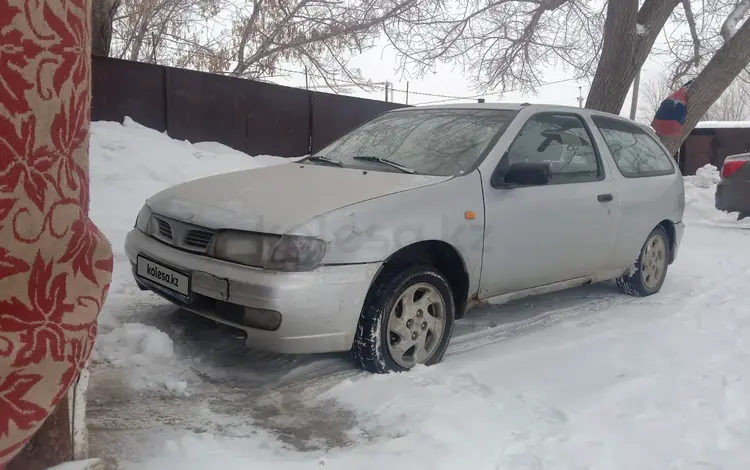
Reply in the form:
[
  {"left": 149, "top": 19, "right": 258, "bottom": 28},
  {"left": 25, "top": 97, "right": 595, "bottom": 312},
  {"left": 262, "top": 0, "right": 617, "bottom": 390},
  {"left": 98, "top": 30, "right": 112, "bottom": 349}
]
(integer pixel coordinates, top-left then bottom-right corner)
[
  {"left": 407, "top": 102, "right": 560, "bottom": 111},
  {"left": 392, "top": 102, "right": 645, "bottom": 125},
  {"left": 388, "top": 102, "right": 663, "bottom": 144}
]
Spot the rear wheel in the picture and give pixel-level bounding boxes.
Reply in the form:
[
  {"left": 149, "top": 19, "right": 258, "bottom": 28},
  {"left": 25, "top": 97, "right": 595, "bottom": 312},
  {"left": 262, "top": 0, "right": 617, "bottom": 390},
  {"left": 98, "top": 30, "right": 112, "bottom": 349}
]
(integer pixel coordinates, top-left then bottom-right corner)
[
  {"left": 352, "top": 266, "right": 455, "bottom": 373},
  {"left": 616, "top": 226, "right": 670, "bottom": 297}
]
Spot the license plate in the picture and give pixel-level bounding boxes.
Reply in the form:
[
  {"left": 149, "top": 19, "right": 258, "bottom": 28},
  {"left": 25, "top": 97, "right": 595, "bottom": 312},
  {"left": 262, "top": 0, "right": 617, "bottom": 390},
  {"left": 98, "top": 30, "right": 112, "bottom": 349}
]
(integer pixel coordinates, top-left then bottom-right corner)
[{"left": 136, "top": 256, "right": 189, "bottom": 296}]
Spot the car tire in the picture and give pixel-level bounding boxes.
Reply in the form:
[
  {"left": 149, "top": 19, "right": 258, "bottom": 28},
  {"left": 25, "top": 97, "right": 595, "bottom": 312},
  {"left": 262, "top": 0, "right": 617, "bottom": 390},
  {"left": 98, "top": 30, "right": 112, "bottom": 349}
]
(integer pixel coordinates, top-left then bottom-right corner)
[
  {"left": 352, "top": 265, "right": 455, "bottom": 374},
  {"left": 616, "top": 226, "right": 670, "bottom": 297}
]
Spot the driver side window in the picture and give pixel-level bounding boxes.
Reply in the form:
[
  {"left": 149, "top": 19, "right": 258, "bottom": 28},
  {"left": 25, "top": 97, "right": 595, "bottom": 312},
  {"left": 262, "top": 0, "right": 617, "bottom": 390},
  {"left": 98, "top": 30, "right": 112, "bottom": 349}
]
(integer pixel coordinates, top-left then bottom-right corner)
[{"left": 506, "top": 113, "right": 602, "bottom": 184}]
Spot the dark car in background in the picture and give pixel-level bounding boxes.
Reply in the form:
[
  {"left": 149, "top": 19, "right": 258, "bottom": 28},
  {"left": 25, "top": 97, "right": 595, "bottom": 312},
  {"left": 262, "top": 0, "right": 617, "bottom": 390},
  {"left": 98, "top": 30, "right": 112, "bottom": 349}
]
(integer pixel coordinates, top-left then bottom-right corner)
[{"left": 716, "top": 152, "right": 750, "bottom": 219}]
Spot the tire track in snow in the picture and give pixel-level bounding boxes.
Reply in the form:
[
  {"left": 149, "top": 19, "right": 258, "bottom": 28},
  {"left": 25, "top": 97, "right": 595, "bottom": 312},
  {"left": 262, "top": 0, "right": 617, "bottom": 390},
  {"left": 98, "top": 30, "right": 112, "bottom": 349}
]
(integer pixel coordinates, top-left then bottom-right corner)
[
  {"left": 446, "top": 294, "right": 630, "bottom": 357},
  {"left": 100, "top": 285, "right": 639, "bottom": 389},
  {"left": 195, "top": 287, "right": 636, "bottom": 389},
  {"left": 88, "top": 285, "right": 664, "bottom": 462}
]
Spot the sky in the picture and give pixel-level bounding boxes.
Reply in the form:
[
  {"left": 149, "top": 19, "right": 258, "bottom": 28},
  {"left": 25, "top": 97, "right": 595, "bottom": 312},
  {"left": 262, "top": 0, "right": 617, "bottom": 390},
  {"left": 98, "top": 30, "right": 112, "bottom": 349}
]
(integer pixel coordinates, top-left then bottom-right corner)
[{"left": 268, "top": 35, "right": 671, "bottom": 122}]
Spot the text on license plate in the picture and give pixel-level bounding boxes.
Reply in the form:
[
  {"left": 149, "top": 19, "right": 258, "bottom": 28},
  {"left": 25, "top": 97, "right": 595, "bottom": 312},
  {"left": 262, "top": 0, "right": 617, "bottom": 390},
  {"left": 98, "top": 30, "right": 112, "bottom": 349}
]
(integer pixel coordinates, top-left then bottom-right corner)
[{"left": 137, "top": 256, "right": 189, "bottom": 296}]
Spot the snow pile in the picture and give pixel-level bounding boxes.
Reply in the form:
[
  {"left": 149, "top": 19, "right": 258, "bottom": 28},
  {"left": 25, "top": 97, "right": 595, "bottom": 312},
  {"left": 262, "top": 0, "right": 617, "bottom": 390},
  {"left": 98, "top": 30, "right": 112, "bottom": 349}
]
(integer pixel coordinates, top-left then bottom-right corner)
[
  {"left": 683, "top": 164, "right": 750, "bottom": 226},
  {"left": 92, "top": 323, "right": 189, "bottom": 395},
  {"left": 128, "top": 432, "right": 286, "bottom": 470},
  {"left": 89, "top": 117, "right": 295, "bottom": 310},
  {"left": 45, "top": 458, "right": 104, "bottom": 470},
  {"left": 95, "top": 323, "right": 176, "bottom": 364},
  {"left": 89, "top": 117, "right": 296, "bottom": 393}
]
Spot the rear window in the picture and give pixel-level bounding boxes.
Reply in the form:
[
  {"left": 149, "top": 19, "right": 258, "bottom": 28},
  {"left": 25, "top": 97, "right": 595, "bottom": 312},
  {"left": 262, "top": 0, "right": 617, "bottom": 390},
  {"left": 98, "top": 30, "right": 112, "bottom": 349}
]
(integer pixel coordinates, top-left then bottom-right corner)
[{"left": 591, "top": 116, "right": 676, "bottom": 178}]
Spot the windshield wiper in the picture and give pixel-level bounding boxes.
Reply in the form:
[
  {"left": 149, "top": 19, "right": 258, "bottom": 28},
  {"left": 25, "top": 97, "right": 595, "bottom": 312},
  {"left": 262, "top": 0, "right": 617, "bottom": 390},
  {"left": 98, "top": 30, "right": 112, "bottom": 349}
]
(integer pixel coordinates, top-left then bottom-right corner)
[
  {"left": 306, "top": 155, "right": 344, "bottom": 167},
  {"left": 352, "top": 156, "right": 416, "bottom": 174}
]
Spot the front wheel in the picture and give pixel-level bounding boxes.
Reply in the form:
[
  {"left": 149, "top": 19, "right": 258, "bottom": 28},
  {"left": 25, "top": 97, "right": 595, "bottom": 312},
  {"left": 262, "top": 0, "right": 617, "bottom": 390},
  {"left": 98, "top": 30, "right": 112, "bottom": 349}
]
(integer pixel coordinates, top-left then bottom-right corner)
[
  {"left": 352, "top": 266, "right": 455, "bottom": 373},
  {"left": 616, "top": 226, "right": 670, "bottom": 297}
]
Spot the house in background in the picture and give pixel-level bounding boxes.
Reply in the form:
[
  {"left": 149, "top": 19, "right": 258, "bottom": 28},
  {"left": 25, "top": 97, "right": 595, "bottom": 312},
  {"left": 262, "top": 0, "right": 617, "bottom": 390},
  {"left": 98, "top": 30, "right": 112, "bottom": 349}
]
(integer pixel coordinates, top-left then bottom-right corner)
[{"left": 677, "top": 121, "right": 750, "bottom": 175}]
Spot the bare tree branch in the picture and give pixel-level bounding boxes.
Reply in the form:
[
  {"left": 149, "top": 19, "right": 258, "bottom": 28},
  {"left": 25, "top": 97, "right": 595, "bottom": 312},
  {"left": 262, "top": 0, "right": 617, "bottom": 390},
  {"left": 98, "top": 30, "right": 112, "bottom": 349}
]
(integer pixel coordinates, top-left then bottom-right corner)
[
  {"left": 108, "top": 0, "right": 750, "bottom": 113},
  {"left": 682, "top": 0, "right": 701, "bottom": 65},
  {"left": 703, "top": 80, "right": 750, "bottom": 120},
  {"left": 382, "top": 0, "right": 603, "bottom": 95},
  {"left": 110, "top": 0, "right": 420, "bottom": 88},
  {"left": 721, "top": 0, "right": 750, "bottom": 40},
  {"left": 638, "top": 73, "right": 675, "bottom": 123},
  {"left": 662, "top": 18, "right": 750, "bottom": 153},
  {"left": 639, "top": 69, "right": 750, "bottom": 123}
]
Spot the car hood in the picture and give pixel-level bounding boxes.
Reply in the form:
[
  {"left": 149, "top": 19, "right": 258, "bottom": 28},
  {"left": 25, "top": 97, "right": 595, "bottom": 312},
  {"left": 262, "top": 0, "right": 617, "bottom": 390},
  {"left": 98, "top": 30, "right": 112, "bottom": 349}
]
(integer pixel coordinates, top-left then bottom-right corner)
[{"left": 146, "top": 162, "right": 451, "bottom": 234}]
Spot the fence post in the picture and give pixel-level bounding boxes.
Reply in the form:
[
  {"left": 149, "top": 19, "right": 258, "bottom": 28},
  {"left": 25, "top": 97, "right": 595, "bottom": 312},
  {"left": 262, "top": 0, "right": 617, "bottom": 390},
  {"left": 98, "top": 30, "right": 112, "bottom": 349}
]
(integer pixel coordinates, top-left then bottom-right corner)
[
  {"left": 163, "top": 66, "right": 170, "bottom": 136},
  {"left": 308, "top": 92, "right": 314, "bottom": 154}
]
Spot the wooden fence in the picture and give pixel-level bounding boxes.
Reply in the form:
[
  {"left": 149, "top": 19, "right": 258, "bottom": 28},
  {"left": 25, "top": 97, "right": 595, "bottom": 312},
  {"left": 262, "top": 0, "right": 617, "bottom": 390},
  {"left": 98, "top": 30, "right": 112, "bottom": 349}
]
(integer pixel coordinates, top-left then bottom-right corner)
[{"left": 90, "top": 56, "right": 408, "bottom": 157}]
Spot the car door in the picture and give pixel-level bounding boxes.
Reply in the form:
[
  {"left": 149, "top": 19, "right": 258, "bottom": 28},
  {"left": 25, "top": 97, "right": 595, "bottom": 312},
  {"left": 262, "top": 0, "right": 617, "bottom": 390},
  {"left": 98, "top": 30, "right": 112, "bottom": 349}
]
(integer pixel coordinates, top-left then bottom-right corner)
[
  {"left": 478, "top": 112, "right": 619, "bottom": 298},
  {"left": 588, "top": 115, "right": 683, "bottom": 269}
]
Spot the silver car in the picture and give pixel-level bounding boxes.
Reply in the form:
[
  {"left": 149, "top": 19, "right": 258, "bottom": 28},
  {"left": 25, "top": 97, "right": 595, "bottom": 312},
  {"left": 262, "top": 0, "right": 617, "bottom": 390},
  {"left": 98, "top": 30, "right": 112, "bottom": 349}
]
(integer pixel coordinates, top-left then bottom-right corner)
[{"left": 125, "top": 103, "right": 685, "bottom": 373}]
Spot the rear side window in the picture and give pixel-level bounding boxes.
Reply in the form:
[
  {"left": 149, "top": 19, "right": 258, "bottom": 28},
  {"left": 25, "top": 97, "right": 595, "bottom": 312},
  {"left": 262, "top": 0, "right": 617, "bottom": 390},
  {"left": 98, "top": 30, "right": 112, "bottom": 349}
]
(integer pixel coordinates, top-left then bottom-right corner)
[
  {"left": 506, "top": 113, "right": 603, "bottom": 184},
  {"left": 591, "top": 116, "right": 676, "bottom": 178}
]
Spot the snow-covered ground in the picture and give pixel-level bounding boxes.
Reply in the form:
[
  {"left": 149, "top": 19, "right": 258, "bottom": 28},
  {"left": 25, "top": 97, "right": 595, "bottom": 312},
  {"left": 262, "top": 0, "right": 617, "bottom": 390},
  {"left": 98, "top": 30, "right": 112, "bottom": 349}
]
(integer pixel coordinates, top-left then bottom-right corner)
[{"left": 87, "top": 119, "right": 750, "bottom": 470}]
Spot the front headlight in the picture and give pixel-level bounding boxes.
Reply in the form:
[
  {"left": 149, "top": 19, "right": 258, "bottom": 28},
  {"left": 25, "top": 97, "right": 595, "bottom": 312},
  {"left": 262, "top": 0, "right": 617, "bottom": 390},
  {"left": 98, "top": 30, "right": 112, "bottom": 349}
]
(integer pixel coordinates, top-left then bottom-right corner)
[
  {"left": 209, "top": 231, "right": 280, "bottom": 267},
  {"left": 135, "top": 204, "right": 153, "bottom": 232},
  {"left": 208, "top": 231, "right": 327, "bottom": 272},
  {"left": 265, "top": 235, "right": 327, "bottom": 272}
]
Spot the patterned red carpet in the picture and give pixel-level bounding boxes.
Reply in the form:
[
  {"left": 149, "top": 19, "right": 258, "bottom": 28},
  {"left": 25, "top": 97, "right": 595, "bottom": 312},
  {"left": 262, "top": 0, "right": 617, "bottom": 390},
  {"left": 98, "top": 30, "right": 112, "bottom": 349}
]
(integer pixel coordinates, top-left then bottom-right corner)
[{"left": 0, "top": 0, "right": 112, "bottom": 467}]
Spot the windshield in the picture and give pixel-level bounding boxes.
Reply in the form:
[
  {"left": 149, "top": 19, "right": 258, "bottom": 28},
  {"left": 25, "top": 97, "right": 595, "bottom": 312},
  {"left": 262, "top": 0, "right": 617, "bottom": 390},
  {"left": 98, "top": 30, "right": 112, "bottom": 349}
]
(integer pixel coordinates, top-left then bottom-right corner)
[{"left": 310, "top": 108, "right": 518, "bottom": 176}]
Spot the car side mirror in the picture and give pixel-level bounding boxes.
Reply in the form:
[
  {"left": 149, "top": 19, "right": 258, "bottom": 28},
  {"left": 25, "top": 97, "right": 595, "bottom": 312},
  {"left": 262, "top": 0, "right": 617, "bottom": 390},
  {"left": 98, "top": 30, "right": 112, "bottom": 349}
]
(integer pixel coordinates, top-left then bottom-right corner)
[{"left": 491, "top": 161, "right": 551, "bottom": 188}]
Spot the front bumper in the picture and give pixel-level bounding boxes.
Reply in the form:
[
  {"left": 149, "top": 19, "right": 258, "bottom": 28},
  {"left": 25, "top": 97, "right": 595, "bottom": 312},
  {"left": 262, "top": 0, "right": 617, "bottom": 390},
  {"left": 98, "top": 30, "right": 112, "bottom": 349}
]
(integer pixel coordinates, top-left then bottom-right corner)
[{"left": 124, "top": 229, "right": 381, "bottom": 354}]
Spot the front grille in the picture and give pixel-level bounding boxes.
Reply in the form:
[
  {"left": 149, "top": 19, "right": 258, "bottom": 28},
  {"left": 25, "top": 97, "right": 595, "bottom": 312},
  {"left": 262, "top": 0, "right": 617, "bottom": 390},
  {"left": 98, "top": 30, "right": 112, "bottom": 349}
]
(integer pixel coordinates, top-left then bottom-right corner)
[
  {"left": 156, "top": 218, "right": 173, "bottom": 240},
  {"left": 184, "top": 229, "right": 214, "bottom": 249},
  {"left": 150, "top": 214, "right": 213, "bottom": 254}
]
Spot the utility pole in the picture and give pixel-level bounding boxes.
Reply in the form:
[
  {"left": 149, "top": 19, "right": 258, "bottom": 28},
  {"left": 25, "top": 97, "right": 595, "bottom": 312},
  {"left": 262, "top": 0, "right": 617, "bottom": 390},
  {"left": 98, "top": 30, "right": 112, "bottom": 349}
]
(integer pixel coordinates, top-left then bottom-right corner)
[
  {"left": 304, "top": 66, "right": 308, "bottom": 90},
  {"left": 385, "top": 82, "right": 390, "bottom": 102},
  {"left": 406, "top": 81, "right": 410, "bottom": 105},
  {"left": 629, "top": 68, "right": 641, "bottom": 120},
  {"left": 577, "top": 86, "right": 584, "bottom": 108}
]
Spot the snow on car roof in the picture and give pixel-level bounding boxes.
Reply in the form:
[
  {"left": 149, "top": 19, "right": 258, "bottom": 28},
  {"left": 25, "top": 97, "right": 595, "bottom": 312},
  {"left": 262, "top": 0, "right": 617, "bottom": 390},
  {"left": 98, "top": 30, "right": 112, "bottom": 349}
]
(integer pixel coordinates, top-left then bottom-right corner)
[
  {"left": 695, "top": 120, "right": 750, "bottom": 129},
  {"left": 409, "top": 101, "right": 651, "bottom": 116}
]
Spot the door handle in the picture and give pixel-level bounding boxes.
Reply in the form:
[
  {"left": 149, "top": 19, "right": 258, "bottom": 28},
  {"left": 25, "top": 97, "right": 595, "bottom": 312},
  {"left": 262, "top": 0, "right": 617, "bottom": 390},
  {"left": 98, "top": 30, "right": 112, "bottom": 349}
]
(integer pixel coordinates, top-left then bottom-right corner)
[{"left": 597, "top": 193, "right": 614, "bottom": 202}]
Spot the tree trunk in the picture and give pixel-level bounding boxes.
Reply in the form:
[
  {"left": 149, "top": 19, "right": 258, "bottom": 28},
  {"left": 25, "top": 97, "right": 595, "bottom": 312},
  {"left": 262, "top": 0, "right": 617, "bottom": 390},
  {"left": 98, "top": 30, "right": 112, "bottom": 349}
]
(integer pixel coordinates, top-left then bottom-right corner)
[
  {"left": 586, "top": 0, "right": 680, "bottom": 113},
  {"left": 584, "top": 0, "right": 639, "bottom": 112},
  {"left": 6, "top": 397, "right": 73, "bottom": 470},
  {"left": 661, "top": 19, "right": 750, "bottom": 154},
  {"left": 92, "top": 0, "right": 121, "bottom": 56},
  {"left": 5, "top": 367, "right": 92, "bottom": 470},
  {"left": 129, "top": 17, "right": 150, "bottom": 62}
]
